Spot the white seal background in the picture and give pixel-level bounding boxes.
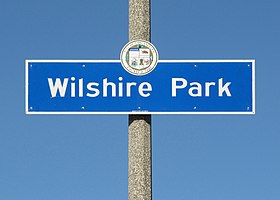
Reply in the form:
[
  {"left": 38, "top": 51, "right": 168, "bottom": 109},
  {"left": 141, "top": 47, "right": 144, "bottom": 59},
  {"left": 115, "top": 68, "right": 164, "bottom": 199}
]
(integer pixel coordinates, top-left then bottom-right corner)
[{"left": 120, "top": 40, "right": 159, "bottom": 76}]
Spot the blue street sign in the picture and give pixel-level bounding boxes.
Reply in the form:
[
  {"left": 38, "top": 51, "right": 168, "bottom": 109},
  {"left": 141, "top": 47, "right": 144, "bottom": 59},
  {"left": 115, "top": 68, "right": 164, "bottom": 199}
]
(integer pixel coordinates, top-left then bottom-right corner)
[{"left": 25, "top": 60, "right": 255, "bottom": 114}]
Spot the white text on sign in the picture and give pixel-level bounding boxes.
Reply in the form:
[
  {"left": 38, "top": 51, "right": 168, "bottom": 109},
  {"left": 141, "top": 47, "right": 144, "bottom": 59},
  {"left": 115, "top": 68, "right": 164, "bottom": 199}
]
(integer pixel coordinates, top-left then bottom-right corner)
[{"left": 48, "top": 77, "right": 232, "bottom": 98}]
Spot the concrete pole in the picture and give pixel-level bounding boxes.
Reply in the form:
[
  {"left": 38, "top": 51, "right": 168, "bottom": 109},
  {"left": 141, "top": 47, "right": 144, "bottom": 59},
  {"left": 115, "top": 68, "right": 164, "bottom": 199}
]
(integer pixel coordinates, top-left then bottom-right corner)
[{"left": 128, "top": 0, "right": 152, "bottom": 200}]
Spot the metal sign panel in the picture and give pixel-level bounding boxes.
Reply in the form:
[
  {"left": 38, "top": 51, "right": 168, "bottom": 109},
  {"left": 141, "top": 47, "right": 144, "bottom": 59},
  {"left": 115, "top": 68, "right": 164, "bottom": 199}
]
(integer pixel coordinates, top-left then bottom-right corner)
[{"left": 25, "top": 60, "right": 255, "bottom": 114}]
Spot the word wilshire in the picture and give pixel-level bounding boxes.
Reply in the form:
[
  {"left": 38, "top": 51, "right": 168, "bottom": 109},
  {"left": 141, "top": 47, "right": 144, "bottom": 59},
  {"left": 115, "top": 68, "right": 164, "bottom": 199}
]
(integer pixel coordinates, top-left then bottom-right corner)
[
  {"left": 48, "top": 77, "right": 232, "bottom": 98},
  {"left": 48, "top": 77, "right": 152, "bottom": 98}
]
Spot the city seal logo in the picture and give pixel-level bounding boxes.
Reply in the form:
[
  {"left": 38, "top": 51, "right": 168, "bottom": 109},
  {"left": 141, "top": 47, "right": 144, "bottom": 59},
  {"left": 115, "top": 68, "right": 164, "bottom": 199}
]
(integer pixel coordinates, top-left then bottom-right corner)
[{"left": 120, "top": 40, "right": 159, "bottom": 76}]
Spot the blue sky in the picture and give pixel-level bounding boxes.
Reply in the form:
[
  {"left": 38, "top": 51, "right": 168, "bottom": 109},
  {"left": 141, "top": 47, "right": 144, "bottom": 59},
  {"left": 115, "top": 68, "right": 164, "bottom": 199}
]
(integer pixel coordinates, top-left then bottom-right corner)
[{"left": 1, "top": 0, "right": 280, "bottom": 200}]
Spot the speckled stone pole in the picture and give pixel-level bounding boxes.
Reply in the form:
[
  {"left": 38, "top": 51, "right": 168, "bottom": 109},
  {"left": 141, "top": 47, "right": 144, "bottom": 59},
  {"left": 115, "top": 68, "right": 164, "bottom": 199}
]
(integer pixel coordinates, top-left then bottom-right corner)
[
  {"left": 128, "top": 0, "right": 152, "bottom": 200},
  {"left": 129, "top": 0, "right": 150, "bottom": 41}
]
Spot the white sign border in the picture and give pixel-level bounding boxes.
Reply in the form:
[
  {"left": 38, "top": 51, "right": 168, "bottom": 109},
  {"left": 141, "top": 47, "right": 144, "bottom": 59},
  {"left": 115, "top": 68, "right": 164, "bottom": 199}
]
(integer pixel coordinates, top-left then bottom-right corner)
[{"left": 25, "top": 59, "right": 255, "bottom": 115}]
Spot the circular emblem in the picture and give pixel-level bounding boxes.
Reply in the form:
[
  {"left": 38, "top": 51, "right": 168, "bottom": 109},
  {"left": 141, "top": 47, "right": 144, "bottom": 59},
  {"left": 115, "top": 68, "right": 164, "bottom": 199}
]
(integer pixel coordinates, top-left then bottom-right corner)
[{"left": 120, "top": 40, "right": 159, "bottom": 76}]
